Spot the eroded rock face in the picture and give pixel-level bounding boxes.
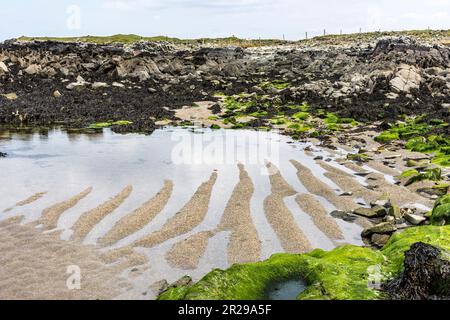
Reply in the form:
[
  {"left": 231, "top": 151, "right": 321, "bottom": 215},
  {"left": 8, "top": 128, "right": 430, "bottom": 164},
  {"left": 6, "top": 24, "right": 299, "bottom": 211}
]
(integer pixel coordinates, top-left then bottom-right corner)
[{"left": 384, "top": 242, "right": 450, "bottom": 300}]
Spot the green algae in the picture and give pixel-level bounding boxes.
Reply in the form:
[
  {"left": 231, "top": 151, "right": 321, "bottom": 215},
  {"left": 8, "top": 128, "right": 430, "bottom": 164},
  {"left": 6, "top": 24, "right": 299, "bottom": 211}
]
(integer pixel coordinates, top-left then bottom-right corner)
[
  {"left": 375, "top": 117, "right": 450, "bottom": 167},
  {"left": 89, "top": 120, "right": 133, "bottom": 129},
  {"left": 158, "top": 225, "right": 450, "bottom": 300},
  {"left": 430, "top": 195, "right": 450, "bottom": 226},
  {"left": 404, "top": 167, "right": 442, "bottom": 186},
  {"left": 347, "top": 153, "right": 370, "bottom": 162}
]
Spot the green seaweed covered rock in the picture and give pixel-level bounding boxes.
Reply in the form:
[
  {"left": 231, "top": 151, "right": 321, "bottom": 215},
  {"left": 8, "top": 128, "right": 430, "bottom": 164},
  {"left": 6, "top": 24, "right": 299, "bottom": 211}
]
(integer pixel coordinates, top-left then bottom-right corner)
[
  {"left": 430, "top": 195, "right": 450, "bottom": 225},
  {"left": 158, "top": 225, "right": 450, "bottom": 300}
]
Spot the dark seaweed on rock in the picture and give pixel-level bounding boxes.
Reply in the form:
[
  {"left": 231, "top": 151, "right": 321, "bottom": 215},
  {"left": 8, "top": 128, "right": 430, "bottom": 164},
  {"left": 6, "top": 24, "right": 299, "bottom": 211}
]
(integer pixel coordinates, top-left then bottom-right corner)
[
  {"left": 0, "top": 36, "right": 449, "bottom": 134},
  {"left": 384, "top": 242, "right": 450, "bottom": 300}
]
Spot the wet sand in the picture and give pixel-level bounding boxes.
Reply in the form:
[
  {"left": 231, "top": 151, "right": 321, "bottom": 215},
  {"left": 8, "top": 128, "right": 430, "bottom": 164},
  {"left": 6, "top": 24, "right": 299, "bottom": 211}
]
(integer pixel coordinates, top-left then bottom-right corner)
[
  {"left": 290, "top": 160, "right": 358, "bottom": 212},
  {"left": 263, "top": 164, "right": 312, "bottom": 253},
  {"left": 133, "top": 173, "right": 217, "bottom": 248},
  {"left": 318, "top": 161, "right": 380, "bottom": 204},
  {"left": 99, "top": 181, "right": 173, "bottom": 246},
  {"left": 71, "top": 186, "right": 133, "bottom": 241},
  {"left": 296, "top": 194, "right": 344, "bottom": 240},
  {"left": 39, "top": 188, "right": 93, "bottom": 230},
  {"left": 0, "top": 218, "right": 127, "bottom": 300},
  {"left": 165, "top": 231, "right": 214, "bottom": 270},
  {"left": 3, "top": 192, "right": 47, "bottom": 213},
  {"left": 216, "top": 164, "right": 262, "bottom": 264}
]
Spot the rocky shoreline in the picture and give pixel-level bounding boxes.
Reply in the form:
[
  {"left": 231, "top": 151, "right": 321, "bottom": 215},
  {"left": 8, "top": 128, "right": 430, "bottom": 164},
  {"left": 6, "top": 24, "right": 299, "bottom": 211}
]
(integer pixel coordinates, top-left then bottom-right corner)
[
  {"left": 1, "top": 33, "right": 450, "bottom": 300},
  {"left": 0, "top": 36, "right": 449, "bottom": 134}
]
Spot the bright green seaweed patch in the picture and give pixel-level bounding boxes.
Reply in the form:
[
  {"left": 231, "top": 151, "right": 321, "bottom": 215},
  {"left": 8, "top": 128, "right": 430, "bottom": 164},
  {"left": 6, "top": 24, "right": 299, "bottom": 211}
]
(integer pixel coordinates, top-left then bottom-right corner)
[
  {"left": 375, "top": 117, "right": 450, "bottom": 167},
  {"left": 259, "top": 80, "right": 290, "bottom": 90},
  {"left": 89, "top": 120, "right": 133, "bottom": 129},
  {"left": 158, "top": 247, "right": 385, "bottom": 301},
  {"left": 158, "top": 225, "right": 450, "bottom": 300},
  {"left": 404, "top": 167, "right": 442, "bottom": 186},
  {"left": 430, "top": 195, "right": 450, "bottom": 226},
  {"left": 375, "top": 116, "right": 438, "bottom": 143}
]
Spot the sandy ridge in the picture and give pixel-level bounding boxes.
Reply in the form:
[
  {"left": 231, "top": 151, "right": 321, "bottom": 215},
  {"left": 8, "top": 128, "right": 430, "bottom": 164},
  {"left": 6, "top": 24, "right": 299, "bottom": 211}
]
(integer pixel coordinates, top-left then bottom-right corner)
[{"left": 99, "top": 181, "right": 173, "bottom": 246}]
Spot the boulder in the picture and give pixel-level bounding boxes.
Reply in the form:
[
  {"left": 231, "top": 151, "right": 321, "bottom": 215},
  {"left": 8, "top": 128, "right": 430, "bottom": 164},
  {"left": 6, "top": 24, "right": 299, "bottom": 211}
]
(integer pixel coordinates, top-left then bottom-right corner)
[
  {"left": 384, "top": 243, "right": 450, "bottom": 300},
  {"left": 0, "top": 61, "right": 9, "bottom": 74},
  {"left": 388, "top": 204, "right": 403, "bottom": 220},
  {"left": 390, "top": 64, "right": 422, "bottom": 93},
  {"left": 24, "top": 64, "right": 41, "bottom": 75},
  {"left": 362, "top": 222, "right": 397, "bottom": 238},
  {"left": 404, "top": 213, "right": 426, "bottom": 225},
  {"left": 353, "top": 206, "right": 387, "bottom": 218},
  {"left": 371, "top": 234, "right": 391, "bottom": 247}
]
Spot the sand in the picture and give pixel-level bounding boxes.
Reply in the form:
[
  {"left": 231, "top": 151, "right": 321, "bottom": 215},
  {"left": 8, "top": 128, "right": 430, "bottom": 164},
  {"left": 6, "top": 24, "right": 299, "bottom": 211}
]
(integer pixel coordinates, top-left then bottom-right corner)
[
  {"left": 99, "top": 181, "right": 173, "bottom": 246},
  {"left": 3, "top": 192, "right": 47, "bottom": 213},
  {"left": 263, "top": 164, "right": 312, "bottom": 253},
  {"left": 165, "top": 231, "right": 214, "bottom": 270},
  {"left": 39, "top": 187, "right": 93, "bottom": 230},
  {"left": 133, "top": 173, "right": 217, "bottom": 248},
  {"left": 290, "top": 160, "right": 358, "bottom": 212},
  {"left": 0, "top": 218, "right": 127, "bottom": 300},
  {"left": 216, "top": 164, "right": 262, "bottom": 264},
  {"left": 318, "top": 161, "right": 381, "bottom": 204},
  {"left": 296, "top": 193, "right": 344, "bottom": 240},
  {"left": 71, "top": 186, "right": 133, "bottom": 241}
]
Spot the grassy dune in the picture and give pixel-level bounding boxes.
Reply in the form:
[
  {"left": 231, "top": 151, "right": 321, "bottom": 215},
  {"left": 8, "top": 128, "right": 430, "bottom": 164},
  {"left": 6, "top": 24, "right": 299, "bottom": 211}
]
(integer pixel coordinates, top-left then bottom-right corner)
[{"left": 16, "top": 29, "right": 450, "bottom": 47}]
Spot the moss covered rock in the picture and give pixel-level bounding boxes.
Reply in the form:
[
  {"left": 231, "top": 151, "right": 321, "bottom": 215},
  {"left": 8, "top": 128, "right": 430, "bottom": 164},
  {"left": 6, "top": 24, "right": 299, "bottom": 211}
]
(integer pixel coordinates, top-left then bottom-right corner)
[
  {"left": 430, "top": 195, "right": 450, "bottom": 225},
  {"left": 158, "top": 226, "right": 450, "bottom": 300}
]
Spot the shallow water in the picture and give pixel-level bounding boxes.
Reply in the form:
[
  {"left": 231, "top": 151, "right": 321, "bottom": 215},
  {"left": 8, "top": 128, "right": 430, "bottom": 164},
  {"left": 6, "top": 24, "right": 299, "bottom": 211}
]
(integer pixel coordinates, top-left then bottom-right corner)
[
  {"left": 266, "top": 279, "right": 307, "bottom": 300},
  {"left": 0, "top": 127, "right": 365, "bottom": 299}
]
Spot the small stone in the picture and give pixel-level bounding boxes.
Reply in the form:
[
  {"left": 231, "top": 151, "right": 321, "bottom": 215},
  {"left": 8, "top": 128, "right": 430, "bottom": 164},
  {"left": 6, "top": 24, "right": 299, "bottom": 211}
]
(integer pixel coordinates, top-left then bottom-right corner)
[
  {"left": 388, "top": 204, "right": 402, "bottom": 220},
  {"left": 2, "top": 93, "right": 18, "bottom": 100},
  {"left": 354, "top": 205, "right": 386, "bottom": 218},
  {"left": 339, "top": 191, "right": 353, "bottom": 197},
  {"left": 53, "top": 90, "right": 62, "bottom": 98},
  {"left": 148, "top": 87, "right": 157, "bottom": 94},
  {"left": 150, "top": 279, "right": 169, "bottom": 295},
  {"left": 404, "top": 213, "right": 426, "bottom": 225},
  {"left": 330, "top": 210, "right": 357, "bottom": 222},
  {"left": 371, "top": 198, "right": 391, "bottom": 208},
  {"left": 354, "top": 172, "right": 371, "bottom": 177},
  {"left": 169, "top": 276, "right": 192, "bottom": 289},
  {"left": 92, "top": 82, "right": 109, "bottom": 89},
  {"left": 24, "top": 64, "right": 41, "bottom": 75},
  {"left": 371, "top": 234, "right": 391, "bottom": 247},
  {"left": 0, "top": 61, "right": 9, "bottom": 74},
  {"left": 314, "top": 156, "right": 323, "bottom": 161},
  {"left": 112, "top": 82, "right": 125, "bottom": 88},
  {"left": 362, "top": 222, "right": 397, "bottom": 238}
]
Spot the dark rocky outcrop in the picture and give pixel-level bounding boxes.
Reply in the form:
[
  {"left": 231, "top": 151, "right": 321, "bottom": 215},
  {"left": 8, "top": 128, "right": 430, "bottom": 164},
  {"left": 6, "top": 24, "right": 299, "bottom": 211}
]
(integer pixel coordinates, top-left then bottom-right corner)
[
  {"left": 384, "top": 242, "right": 450, "bottom": 300},
  {"left": 0, "top": 36, "right": 449, "bottom": 133}
]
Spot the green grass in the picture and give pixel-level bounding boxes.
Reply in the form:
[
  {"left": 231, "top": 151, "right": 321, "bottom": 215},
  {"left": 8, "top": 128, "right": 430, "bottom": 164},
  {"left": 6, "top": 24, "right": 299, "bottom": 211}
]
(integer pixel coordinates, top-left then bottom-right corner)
[{"left": 17, "top": 34, "right": 288, "bottom": 48}]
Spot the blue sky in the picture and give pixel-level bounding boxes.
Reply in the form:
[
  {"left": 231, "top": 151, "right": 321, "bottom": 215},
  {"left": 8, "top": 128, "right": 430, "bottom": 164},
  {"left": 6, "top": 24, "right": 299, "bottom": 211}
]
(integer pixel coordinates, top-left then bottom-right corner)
[{"left": 1, "top": 0, "right": 449, "bottom": 41}]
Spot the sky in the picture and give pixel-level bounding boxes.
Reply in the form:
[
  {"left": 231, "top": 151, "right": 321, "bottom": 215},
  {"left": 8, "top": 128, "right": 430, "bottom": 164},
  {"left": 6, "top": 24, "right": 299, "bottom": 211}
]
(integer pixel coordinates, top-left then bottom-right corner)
[{"left": 1, "top": 0, "right": 449, "bottom": 41}]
